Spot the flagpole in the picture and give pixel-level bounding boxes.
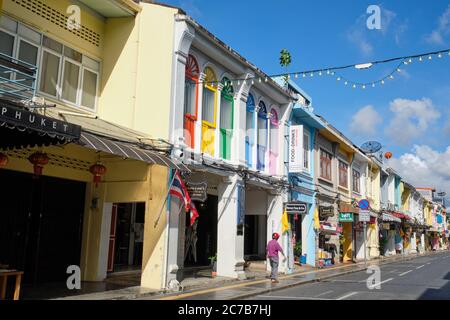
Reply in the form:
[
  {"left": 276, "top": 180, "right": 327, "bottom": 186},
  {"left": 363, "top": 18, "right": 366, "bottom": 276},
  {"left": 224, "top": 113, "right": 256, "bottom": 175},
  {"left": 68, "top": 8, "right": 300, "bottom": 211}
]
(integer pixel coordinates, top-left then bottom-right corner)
[{"left": 154, "top": 169, "right": 177, "bottom": 228}]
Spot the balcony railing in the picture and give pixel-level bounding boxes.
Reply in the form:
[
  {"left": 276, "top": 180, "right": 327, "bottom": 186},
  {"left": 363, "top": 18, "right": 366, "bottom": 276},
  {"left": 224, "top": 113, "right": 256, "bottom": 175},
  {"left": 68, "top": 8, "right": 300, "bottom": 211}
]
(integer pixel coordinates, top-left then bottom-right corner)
[{"left": 0, "top": 52, "right": 38, "bottom": 101}]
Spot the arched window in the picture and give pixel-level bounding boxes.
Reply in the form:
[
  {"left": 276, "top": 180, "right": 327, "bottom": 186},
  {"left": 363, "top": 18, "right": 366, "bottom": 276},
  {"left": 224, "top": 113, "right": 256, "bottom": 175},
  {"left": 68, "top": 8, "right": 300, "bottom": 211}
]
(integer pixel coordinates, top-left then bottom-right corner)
[
  {"left": 257, "top": 101, "right": 267, "bottom": 171},
  {"left": 220, "top": 77, "right": 234, "bottom": 160},
  {"left": 245, "top": 94, "right": 255, "bottom": 167},
  {"left": 201, "top": 66, "right": 217, "bottom": 155},
  {"left": 269, "top": 108, "right": 279, "bottom": 174},
  {"left": 184, "top": 54, "right": 199, "bottom": 148}
]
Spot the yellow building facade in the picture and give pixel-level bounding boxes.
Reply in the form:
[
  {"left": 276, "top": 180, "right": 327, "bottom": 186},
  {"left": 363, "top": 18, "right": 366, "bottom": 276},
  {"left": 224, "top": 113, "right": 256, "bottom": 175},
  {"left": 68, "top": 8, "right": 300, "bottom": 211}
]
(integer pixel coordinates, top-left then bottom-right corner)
[{"left": 0, "top": 0, "right": 184, "bottom": 293}]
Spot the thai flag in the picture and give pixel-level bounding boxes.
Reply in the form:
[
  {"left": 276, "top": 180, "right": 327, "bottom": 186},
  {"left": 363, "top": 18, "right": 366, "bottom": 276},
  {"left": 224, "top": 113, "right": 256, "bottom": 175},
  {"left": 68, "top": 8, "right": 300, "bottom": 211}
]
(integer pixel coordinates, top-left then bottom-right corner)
[{"left": 169, "top": 171, "right": 199, "bottom": 226}]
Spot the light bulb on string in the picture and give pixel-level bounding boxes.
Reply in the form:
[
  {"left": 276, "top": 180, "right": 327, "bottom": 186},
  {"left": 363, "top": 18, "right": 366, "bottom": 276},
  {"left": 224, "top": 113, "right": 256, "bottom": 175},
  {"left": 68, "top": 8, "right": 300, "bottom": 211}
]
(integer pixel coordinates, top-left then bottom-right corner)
[
  {"left": 251, "top": 79, "right": 254, "bottom": 85},
  {"left": 319, "top": 71, "right": 322, "bottom": 76},
  {"left": 265, "top": 78, "right": 268, "bottom": 82},
  {"left": 381, "top": 80, "right": 385, "bottom": 85},
  {"left": 419, "top": 56, "right": 423, "bottom": 62},
  {"left": 337, "top": 77, "right": 341, "bottom": 81},
  {"left": 344, "top": 81, "right": 348, "bottom": 86},
  {"left": 310, "top": 73, "right": 314, "bottom": 77},
  {"left": 438, "top": 53, "right": 442, "bottom": 58},
  {"left": 352, "top": 84, "right": 356, "bottom": 89},
  {"left": 389, "top": 75, "right": 394, "bottom": 80},
  {"left": 295, "top": 74, "right": 298, "bottom": 79},
  {"left": 237, "top": 80, "right": 240, "bottom": 85},
  {"left": 258, "top": 78, "right": 262, "bottom": 83},
  {"left": 396, "top": 68, "right": 401, "bottom": 72},
  {"left": 428, "top": 55, "right": 432, "bottom": 60},
  {"left": 362, "top": 85, "right": 366, "bottom": 89},
  {"left": 408, "top": 58, "right": 412, "bottom": 63},
  {"left": 372, "top": 83, "right": 376, "bottom": 88},
  {"left": 327, "top": 70, "right": 330, "bottom": 75}
]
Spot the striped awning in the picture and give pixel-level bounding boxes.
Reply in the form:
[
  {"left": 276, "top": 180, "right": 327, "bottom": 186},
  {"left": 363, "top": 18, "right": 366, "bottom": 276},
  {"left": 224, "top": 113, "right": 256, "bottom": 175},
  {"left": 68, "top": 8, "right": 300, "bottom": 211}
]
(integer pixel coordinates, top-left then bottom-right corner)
[{"left": 79, "top": 131, "right": 190, "bottom": 172}]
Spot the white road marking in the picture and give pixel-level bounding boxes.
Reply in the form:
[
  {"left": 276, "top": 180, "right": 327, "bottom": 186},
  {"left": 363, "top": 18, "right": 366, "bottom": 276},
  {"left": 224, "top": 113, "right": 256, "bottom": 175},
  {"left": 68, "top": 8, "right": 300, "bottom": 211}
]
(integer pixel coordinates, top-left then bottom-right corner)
[
  {"left": 258, "top": 295, "right": 331, "bottom": 300},
  {"left": 336, "top": 291, "right": 359, "bottom": 300},
  {"left": 427, "top": 262, "right": 431, "bottom": 265},
  {"left": 315, "top": 290, "right": 334, "bottom": 298},
  {"left": 399, "top": 270, "right": 413, "bottom": 276},
  {"left": 367, "top": 277, "right": 394, "bottom": 289},
  {"left": 416, "top": 265, "right": 425, "bottom": 269}
]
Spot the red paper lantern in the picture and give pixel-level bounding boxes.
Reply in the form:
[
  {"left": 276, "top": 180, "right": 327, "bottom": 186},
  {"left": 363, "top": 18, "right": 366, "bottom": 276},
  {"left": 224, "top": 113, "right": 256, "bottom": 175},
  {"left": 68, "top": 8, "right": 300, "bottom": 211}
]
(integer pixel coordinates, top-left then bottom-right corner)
[
  {"left": 90, "top": 163, "right": 107, "bottom": 187},
  {"left": 384, "top": 151, "right": 393, "bottom": 159},
  {"left": 28, "top": 151, "right": 49, "bottom": 176},
  {"left": 0, "top": 153, "right": 8, "bottom": 167}
]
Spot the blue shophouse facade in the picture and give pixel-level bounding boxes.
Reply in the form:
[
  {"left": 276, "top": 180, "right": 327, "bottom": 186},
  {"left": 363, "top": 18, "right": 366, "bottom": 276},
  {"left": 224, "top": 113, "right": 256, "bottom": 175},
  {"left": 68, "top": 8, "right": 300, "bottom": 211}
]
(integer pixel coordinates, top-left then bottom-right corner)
[{"left": 285, "top": 79, "right": 325, "bottom": 267}]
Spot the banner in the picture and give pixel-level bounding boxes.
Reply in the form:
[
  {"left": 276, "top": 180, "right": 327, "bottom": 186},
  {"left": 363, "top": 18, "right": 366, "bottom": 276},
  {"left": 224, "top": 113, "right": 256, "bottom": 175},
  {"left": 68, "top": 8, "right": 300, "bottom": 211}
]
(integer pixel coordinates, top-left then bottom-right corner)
[{"left": 288, "top": 125, "right": 303, "bottom": 173}]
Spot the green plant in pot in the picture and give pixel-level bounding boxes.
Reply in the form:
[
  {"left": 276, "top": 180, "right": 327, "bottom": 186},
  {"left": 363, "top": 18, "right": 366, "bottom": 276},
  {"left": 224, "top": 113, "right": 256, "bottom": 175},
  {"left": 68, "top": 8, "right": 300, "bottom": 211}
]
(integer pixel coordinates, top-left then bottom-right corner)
[
  {"left": 294, "top": 241, "right": 302, "bottom": 260},
  {"left": 208, "top": 254, "right": 217, "bottom": 276}
]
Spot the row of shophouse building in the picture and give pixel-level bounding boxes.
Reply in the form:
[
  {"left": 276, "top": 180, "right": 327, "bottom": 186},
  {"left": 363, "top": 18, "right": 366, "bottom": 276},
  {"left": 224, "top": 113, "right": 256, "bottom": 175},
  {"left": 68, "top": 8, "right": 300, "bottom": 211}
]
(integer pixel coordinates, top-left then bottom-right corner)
[{"left": 0, "top": 0, "right": 448, "bottom": 295}]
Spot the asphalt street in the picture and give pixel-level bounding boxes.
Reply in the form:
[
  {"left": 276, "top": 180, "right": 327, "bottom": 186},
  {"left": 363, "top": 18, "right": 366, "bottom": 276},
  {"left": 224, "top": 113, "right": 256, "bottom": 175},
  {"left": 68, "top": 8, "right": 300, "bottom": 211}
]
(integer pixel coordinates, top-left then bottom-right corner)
[{"left": 247, "top": 251, "right": 450, "bottom": 300}]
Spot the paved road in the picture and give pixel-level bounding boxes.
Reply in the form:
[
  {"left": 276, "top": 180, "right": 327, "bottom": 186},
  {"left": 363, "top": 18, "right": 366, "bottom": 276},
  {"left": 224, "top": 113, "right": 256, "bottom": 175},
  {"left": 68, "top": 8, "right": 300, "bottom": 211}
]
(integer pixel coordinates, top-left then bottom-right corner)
[{"left": 247, "top": 251, "right": 450, "bottom": 300}]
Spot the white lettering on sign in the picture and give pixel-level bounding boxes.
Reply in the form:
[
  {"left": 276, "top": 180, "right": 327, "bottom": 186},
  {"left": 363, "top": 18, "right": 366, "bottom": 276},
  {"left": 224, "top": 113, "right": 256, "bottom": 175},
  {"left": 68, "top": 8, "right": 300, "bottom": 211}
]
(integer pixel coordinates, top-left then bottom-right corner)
[{"left": 289, "top": 125, "right": 303, "bottom": 173}]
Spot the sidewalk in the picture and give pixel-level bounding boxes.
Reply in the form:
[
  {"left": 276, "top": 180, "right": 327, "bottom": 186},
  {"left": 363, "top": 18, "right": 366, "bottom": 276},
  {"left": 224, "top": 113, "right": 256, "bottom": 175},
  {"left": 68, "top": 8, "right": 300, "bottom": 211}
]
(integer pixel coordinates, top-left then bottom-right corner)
[{"left": 54, "top": 250, "right": 445, "bottom": 300}]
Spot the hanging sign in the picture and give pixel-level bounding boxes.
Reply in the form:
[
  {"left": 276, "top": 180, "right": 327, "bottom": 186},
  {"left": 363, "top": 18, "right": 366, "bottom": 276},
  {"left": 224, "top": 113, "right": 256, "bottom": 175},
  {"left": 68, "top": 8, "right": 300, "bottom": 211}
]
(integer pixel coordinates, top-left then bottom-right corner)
[
  {"left": 186, "top": 182, "right": 208, "bottom": 202},
  {"left": 339, "top": 212, "right": 353, "bottom": 222},
  {"left": 358, "top": 210, "right": 371, "bottom": 222},
  {"left": 285, "top": 201, "right": 308, "bottom": 215},
  {"left": 358, "top": 199, "right": 370, "bottom": 210},
  {"left": 288, "top": 125, "right": 303, "bottom": 173},
  {"left": 320, "top": 206, "right": 334, "bottom": 218}
]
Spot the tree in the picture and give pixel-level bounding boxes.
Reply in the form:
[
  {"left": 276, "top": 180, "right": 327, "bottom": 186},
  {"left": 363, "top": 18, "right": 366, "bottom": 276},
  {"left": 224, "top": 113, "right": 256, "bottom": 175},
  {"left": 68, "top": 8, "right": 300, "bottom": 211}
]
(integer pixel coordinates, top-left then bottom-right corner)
[{"left": 279, "top": 49, "right": 292, "bottom": 87}]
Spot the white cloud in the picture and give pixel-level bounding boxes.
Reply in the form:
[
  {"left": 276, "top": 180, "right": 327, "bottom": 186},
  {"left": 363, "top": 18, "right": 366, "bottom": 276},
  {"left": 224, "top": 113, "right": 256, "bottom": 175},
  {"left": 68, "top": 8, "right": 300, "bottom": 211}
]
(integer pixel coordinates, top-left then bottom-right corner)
[
  {"left": 425, "top": 4, "right": 450, "bottom": 45},
  {"left": 347, "top": 27, "right": 374, "bottom": 56},
  {"left": 349, "top": 105, "right": 383, "bottom": 137},
  {"left": 444, "top": 112, "right": 450, "bottom": 137},
  {"left": 390, "top": 145, "right": 450, "bottom": 204},
  {"left": 385, "top": 98, "right": 440, "bottom": 145}
]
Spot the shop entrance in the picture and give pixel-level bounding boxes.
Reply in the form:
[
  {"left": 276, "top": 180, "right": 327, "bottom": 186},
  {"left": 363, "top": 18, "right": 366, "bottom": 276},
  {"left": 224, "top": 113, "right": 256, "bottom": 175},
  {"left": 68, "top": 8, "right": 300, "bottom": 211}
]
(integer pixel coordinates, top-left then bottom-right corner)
[
  {"left": 107, "top": 203, "right": 145, "bottom": 273},
  {"left": 244, "top": 215, "right": 267, "bottom": 260},
  {"left": 184, "top": 195, "right": 218, "bottom": 267},
  {"left": 0, "top": 169, "right": 86, "bottom": 284}
]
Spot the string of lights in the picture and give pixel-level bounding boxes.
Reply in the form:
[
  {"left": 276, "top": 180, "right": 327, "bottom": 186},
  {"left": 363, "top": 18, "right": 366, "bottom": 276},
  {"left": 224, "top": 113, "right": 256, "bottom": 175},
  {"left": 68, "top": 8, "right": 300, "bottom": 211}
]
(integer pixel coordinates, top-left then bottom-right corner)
[{"left": 197, "top": 48, "right": 450, "bottom": 89}]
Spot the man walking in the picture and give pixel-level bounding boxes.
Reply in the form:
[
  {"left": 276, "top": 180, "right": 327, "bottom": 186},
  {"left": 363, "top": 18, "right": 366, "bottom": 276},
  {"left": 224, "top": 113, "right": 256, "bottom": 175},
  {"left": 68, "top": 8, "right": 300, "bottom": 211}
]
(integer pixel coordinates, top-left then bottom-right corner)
[{"left": 267, "top": 233, "right": 286, "bottom": 283}]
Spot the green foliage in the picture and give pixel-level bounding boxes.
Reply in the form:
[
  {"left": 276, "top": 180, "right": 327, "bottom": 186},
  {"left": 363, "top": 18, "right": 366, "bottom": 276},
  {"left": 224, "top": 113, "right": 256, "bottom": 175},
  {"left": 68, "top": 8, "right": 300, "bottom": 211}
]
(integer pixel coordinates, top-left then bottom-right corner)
[
  {"left": 294, "top": 241, "right": 302, "bottom": 256},
  {"left": 279, "top": 49, "right": 292, "bottom": 86}
]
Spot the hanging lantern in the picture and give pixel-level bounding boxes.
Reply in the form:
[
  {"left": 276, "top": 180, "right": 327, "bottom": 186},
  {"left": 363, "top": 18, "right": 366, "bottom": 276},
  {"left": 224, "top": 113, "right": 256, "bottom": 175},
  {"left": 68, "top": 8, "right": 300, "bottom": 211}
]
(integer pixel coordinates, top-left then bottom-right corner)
[
  {"left": 0, "top": 153, "right": 8, "bottom": 167},
  {"left": 384, "top": 151, "right": 393, "bottom": 159},
  {"left": 28, "top": 151, "right": 49, "bottom": 176},
  {"left": 89, "top": 163, "right": 107, "bottom": 187}
]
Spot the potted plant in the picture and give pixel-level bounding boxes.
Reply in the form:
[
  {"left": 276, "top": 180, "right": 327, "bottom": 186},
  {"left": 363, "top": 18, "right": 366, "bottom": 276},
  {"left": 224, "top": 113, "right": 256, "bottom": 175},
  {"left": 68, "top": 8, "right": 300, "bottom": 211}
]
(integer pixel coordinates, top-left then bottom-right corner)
[{"left": 208, "top": 254, "right": 217, "bottom": 277}]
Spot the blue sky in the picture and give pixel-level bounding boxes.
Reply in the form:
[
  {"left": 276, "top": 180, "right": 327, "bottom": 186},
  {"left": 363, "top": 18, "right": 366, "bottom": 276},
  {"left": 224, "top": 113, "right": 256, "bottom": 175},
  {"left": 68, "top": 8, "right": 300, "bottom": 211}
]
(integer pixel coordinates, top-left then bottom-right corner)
[{"left": 161, "top": 0, "right": 450, "bottom": 197}]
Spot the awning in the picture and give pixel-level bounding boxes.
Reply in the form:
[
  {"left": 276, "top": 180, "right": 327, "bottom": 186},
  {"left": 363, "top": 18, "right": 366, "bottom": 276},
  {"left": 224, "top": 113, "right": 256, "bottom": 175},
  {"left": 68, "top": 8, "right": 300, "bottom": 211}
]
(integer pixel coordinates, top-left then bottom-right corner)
[
  {"left": 382, "top": 213, "right": 401, "bottom": 223},
  {"left": 0, "top": 100, "right": 81, "bottom": 150},
  {"left": 392, "top": 212, "right": 412, "bottom": 220},
  {"left": 79, "top": 131, "right": 190, "bottom": 172}
]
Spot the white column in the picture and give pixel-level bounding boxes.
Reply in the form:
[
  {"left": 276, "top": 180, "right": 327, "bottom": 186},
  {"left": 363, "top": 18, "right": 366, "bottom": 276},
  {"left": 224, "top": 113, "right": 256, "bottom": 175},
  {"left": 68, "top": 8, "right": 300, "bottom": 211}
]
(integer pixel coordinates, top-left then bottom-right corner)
[
  {"left": 217, "top": 174, "right": 245, "bottom": 279},
  {"left": 266, "top": 192, "right": 286, "bottom": 273},
  {"left": 214, "top": 84, "right": 224, "bottom": 159},
  {"left": 253, "top": 105, "right": 260, "bottom": 171},
  {"left": 233, "top": 91, "right": 248, "bottom": 167},
  {"left": 169, "top": 23, "right": 194, "bottom": 149},
  {"left": 194, "top": 73, "right": 206, "bottom": 155},
  {"left": 266, "top": 112, "right": 271, "bottom": 174},
  {"left": 165, "top": 196, "right": 185, "bottom": 286}
]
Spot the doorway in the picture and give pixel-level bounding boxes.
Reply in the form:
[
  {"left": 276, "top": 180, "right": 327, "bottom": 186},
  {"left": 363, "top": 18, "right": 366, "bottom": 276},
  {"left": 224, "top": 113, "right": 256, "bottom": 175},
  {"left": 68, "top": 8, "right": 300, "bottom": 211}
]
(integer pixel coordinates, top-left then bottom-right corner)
[
  {"left": 0, "top": 169, "right": 86, "bottom": 284},
  {"left": 184, "top": 195, "right": 218, "bottom": 267},
  {"left": 244, "top": 215, "right": 267, "bottom": 260},
  {"left": 107, "top": 203, "right": 145, "bottom": 273}
]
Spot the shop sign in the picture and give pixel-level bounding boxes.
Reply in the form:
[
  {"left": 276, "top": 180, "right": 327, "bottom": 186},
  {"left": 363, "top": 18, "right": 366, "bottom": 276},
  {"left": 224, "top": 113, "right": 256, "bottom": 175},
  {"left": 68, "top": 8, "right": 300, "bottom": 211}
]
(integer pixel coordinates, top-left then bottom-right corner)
[
  {"left": 339, "top": 212, "right": 353, "bottom": 222},
  {"left": 288, "top": 125, "right": 303, "bottom": 173},
  {"left": 358, "top": 210, "right": 371, "bottom": 222},
  {"left": 320, "top": 206, "right": 334, "bottom": 218},
  {"left": 285, "top": 201, "right": 307, "bottom": 215},
  {"left": 382, "top": 223, "right": 390, "bottom": 230},
  {"left": 186, "top": 182, "right": 208, "bottom": 202},
  {"left": 0, "top": 102, "right": 81, "bottom": 138}
]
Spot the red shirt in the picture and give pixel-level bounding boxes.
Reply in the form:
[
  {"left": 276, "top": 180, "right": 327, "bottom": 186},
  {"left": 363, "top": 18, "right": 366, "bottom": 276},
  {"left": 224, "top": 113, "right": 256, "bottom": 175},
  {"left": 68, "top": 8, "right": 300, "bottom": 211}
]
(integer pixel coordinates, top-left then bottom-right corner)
[{"left": 267, "top": 239, "right": 284, "bottom": 258}]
